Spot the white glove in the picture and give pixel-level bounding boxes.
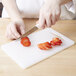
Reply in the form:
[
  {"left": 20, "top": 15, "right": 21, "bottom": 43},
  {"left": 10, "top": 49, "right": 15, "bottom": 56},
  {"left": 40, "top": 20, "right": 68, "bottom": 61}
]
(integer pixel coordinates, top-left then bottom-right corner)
[
  {"left": 6, "top": 19, "right": 26, "bottom": 40},
  {"left": 39, "top": 0, "right": 61, "bottom": 29}
]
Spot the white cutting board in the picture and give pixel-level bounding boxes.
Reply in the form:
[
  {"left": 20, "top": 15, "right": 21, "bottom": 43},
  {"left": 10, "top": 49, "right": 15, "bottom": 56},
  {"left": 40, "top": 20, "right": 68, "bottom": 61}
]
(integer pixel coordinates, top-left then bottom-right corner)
[{"left": 1, "top": 28, "right": 74, "bottom": 69}]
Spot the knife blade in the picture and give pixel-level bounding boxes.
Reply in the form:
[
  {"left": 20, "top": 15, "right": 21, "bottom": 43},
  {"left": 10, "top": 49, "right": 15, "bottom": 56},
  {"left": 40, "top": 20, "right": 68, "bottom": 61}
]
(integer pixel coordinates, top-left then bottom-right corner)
[
  {"left": 18, "top": 24, "right": 39, "bottom": 39},
  {"left": 18, "top": 23, "right": 63, "bottom": 40}
]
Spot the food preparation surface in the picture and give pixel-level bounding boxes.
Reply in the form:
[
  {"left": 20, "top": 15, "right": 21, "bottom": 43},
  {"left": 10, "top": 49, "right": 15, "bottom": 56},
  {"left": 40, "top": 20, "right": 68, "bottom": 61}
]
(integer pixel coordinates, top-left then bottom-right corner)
[{"left": 0, "top": 18, "right": 76, "bottom": 76}]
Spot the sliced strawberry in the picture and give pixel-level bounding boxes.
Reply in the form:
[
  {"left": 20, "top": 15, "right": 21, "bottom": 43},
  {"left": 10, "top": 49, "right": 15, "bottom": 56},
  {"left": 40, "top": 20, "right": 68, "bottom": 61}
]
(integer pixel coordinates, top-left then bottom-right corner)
[
  {"left": 21, "top": 37, "right": 31, "bottom": 47},
  {"left": 38, "top": 42, "right": 52, "bottom": 50},
  {"left": 43, "top": 42, "right": 52, "bottom": 49},
  {"left": 38, "top": 43, "right": 47, "bottom": 50},
  {"left": 50, "top": 37, "right": 62, "bottom": 46}
]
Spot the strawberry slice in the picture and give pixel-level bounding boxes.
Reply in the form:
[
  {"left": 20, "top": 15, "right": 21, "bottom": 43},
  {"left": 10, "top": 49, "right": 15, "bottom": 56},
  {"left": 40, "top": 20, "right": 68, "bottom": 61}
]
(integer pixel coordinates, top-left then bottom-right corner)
[
  {"left": 50, "top": 37, "right": 62, "bottom": 46},
  {"left": 38, "top": 42, "right": 52, "bottom": 50},
  {"left": 38, "top": 44, "right": 46, "bottom": 50},
  {"left": 21, "top": 37, "right": 31, "bottom": 47}
]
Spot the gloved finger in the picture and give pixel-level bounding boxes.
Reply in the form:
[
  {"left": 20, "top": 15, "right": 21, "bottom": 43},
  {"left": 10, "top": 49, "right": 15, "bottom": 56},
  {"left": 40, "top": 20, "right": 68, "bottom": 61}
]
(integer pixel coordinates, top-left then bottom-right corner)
[
  {"left": 11, "top": 23, "right": 20, "bottom": 38},
  {"left": 5, "top": 25, "right": 12, "bottom": 39},
  {"left": 5, "top": 25, "right": 9, "bottom": 38},
  {"left": 20, "top": 25, "right": 26, "bottom": 35},
  {"left": 46, "top": 14, "right": 52, "bottom": 27},
  {"left": 55, "top": 8, "right": 61, "bottom": 21},
  {"left": 55, "top": 14, "right": 59, "bottom": 22},
  {"left": 51, "top": 13, "right": 56, "bottom": 25},
  {"left": 6, "top": 25, "right": 15, "bottom": 40},
  {"left": 39, "top": 13, "right": 46, "bottom": 29},
  {"left": 10, "top": 26, "right": 18, "bottom": 39}
]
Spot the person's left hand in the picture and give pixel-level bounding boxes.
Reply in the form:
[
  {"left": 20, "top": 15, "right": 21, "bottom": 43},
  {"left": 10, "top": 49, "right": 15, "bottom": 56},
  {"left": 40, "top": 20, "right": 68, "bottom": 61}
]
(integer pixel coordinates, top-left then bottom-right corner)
[
  {"left": 6, "top": 19, "right": 26, "bottom": 40},
  {"left": 38, "top": 0, "right": 61, "bottom": 29}
]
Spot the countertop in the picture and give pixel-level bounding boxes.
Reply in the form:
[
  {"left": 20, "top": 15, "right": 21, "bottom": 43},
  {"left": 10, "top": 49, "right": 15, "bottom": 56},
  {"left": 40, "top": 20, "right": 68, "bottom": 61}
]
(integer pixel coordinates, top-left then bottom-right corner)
[{"left": 0, "top": 18, "right": 76, "bottom": 76}]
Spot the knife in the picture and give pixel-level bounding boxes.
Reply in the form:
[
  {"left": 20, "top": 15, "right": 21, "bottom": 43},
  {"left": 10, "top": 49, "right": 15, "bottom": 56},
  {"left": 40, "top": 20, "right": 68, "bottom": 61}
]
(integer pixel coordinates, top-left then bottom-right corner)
[
  {"left": 18, "top": 24, "right": 39, "bottom": 39},
  {"left": 18, "top": 23, "right": 63, "bottom": 40}
]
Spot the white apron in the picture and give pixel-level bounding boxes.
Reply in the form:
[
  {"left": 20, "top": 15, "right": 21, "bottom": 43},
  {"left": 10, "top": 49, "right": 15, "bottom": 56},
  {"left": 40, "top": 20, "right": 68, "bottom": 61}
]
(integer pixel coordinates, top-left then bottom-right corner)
[
  {"left": 2, "top": 0, "right": 44, "bottom": 18},
  {"left": 2, "top": 0, "right": 76, "bottom": 19}
]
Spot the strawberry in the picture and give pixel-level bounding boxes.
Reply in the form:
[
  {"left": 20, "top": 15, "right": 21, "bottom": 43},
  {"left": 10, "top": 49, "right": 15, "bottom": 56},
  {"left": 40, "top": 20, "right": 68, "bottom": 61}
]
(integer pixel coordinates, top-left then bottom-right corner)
[
  {"left": 21, "top": 37, "right": 31, "bottom": 47},
  {"left": 50, "top": 38, "right": 62, "bottom": 46},
  {"left": 38, "top": 42, "right": 52, "bottom": 50}
]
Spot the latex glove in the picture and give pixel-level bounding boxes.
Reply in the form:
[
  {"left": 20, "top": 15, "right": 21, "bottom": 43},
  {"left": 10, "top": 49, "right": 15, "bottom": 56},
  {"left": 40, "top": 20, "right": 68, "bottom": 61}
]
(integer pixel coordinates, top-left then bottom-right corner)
[
  {"left": 39, "top": 0, "right": 61, "bottom": 29},
  {"left": 6, "top": 19, "right": 26, "bottom": 40}
]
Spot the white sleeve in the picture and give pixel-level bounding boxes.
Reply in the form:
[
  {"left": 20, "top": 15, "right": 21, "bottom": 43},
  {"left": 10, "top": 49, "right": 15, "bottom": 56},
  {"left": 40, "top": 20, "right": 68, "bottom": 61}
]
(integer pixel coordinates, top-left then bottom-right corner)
[{"left": 65, "top": 1, "right": 75, "bottom": 14}]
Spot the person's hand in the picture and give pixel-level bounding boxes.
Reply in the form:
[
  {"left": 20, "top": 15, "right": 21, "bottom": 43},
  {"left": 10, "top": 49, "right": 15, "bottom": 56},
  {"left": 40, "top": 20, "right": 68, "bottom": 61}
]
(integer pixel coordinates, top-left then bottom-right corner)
[
  {"left": 39, "top": 0, "right": 61, "bottom": 29},
  {"left": 6, "top": 19, "right": 26, "bottom": 40}
]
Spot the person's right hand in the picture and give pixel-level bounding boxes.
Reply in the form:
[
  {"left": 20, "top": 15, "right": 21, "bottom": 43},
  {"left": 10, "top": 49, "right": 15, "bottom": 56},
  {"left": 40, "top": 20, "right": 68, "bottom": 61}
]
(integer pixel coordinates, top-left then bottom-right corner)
[
  {"left": 38, "top": 0, "right": 61, "bottom": 29},
  {"left": 6, "top": 19, "right": 26, "bottom": 40}
]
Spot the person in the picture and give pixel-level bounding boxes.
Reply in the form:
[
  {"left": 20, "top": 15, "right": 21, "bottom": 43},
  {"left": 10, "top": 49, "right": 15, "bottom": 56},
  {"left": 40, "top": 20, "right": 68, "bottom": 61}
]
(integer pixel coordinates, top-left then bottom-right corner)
[{"left": 2, "top": 0, "right": 76, "bottom": 40}]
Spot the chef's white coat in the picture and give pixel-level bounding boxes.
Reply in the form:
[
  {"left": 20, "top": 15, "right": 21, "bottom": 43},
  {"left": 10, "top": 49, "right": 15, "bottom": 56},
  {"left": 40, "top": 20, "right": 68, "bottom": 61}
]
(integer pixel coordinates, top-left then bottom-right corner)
[{"left": 2, "top": 0, "right": 76, "bottom": 19}]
